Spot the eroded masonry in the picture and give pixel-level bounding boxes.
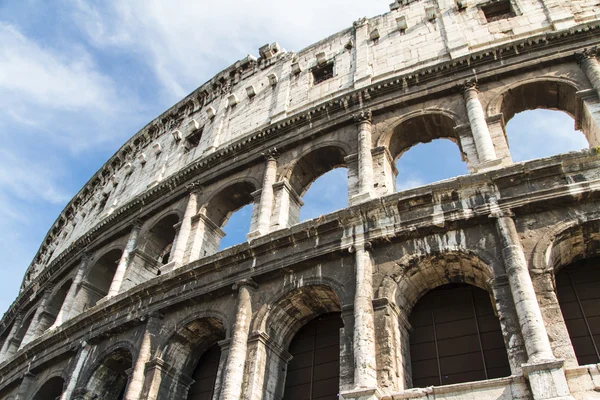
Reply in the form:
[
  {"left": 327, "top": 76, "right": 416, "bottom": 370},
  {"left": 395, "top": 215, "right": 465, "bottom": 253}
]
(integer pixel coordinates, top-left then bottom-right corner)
[{"left": 3, "top": 1, "right": 600, "bottom": 399}]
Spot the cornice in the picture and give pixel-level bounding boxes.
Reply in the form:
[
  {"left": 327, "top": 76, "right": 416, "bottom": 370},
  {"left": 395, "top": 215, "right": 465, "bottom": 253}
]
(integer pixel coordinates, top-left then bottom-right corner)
[{"left": 7, "top": 20, "right": 600, "bottom": 333}]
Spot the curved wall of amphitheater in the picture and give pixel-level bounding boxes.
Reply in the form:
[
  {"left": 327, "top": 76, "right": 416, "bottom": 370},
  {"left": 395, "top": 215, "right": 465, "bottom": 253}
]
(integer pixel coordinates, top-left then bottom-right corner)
[{"left": 3, "top": 1, "right": 600, "bottom": 399}]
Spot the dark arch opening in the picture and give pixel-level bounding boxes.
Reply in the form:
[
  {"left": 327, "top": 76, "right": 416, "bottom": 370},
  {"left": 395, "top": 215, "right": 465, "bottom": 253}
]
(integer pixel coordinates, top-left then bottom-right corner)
[
  {"left": 82, "top": 249, "right": 123, "bottom": 308},
  {"left": 85, "top": 348, "right": 133, "bottom": 400},
  {"left": 37, "top": 279, "right": 73, "bottom": 332},
  {"left": 556, "top": 256, "right": 600, "bottom": 366},
  {"left": 501, "top": 81, "right": 594, "bottom": 161},
  {"left": 408, "top": 283, "right": 510, "bottom": 388},
  {"left": 141, "top": 214, "right": 180, "bottom": 265},
  {"left": 32, "top": 376, "right": 65, "bottom": 400},
  {"left": 159, "top": 317, "right": 226, "bottom": 399},
  {"left": 282, "top": 312, "right": 343, "bottom": 400},
  {"left": 187, "top": 343, "right": 222, "bottom": 400}
]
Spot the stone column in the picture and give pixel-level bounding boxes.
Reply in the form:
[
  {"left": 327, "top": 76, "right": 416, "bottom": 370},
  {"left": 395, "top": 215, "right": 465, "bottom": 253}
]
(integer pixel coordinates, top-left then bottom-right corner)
[
  {"left": 19, "top": 289, "right": 52, "bottom": 348},
  {"left": 248, "top": 149, "right": 278, "bottom": 239},
  {"left": 15, "top": 371, "right": 36, "bottom": 400},
  {"left": 124, "top": 312, "right": 163, "bottom": 400},
  {"left": 493, "top": 209, "right": 574, "bottom": 400},
  {"left": 269, "top": 179, "right": 304, "bottom": 230},
  {"left": 171, "top": 184, "right": 200, "bottom": 267},
  {"left": 576, "top": 48, "right": 600, "bottom": 98},
  {"left": 0, "top": 314, "right": 23, "bottom": 364},
  {"left": 61, "top": 341, "right": 91, "bottom": 400},
  {"left": 53, "top": 255, "right": 91, "bottom": 328},
  {"left": 351, "top": 110, "right": 375, "bottom": 204},
  {"left": 221, "top": 279, "right": 256, "bottom": 400},
  {"left": 461, "top": 81, "right": 497, "bottom": 164},
  {"left": 107, "top": 220, "right": 142, "bottom": 299},
  {"left": 351, "top": 243, "right": 378, "bottom": 389}
]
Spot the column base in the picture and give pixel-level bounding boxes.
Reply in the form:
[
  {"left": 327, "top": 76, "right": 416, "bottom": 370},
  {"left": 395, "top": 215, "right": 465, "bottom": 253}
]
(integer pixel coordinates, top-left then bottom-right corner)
[
  {"left": 523, "top": 359, "right": 574, "bottom": 400},
  {"left": 473, "top": 158, "right": 503, "bottom": 173},
  {"left": 340, "top": 387, "right": 382, "bottom": 400},
  {"left": 160, "top": 261, "right": 181, "bottom": 274},
  {"left": 350, "top": 191, "right": 374, "bottom": 206},
  {"left": 246, "top": 229, "right": 266, "bottom": 241}
]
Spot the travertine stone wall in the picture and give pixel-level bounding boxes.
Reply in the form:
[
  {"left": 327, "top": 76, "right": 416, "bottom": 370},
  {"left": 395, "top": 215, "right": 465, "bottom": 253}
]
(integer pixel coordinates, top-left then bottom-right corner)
[{"left": 2, "top": 1, "right": 600, "bottom": 400}]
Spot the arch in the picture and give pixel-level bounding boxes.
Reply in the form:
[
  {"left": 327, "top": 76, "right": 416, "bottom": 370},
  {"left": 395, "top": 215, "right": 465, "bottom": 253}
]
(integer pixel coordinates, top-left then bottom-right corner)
[
  {"left": 555, "top": 256, "right": 600, "bottom": 366},
  {"left": 408, "top": 283, "right": 511, "bottom": 387},
  {"left": 376, "top": 249, "right": 496, "bottom": 313},
  {"left": 378, "top": 109, "right": 467, "bottom": 162},
  {"left": 80, "top": 248, "right": 123, "bottom": 309},
  {"left": 31, "top": 376, "right": 65, "bottom": 400},
  {"left": 285, "top": 144, "right": 349, "bottom": 199},
  {"left": 488, "top": 77, "right": 598, "bottom": 154},
  {"left": 138, "top": 213, "right": 180, "bottom": 265},
  {"left": 202, "top": 180, "right": 258, "bottom": 228},
  {"left": 36, "top": 278, "right": 73, "bottom": 333},
  {"left": 486, "top": 77, "right": 584, "bottom": 120},
  {"left": 532, "top": 217, "right": 600, "bottom": 274},
  {"left": 83, "top": 346, "right": 133, "bottom": 400},
  {"left": 282, "top": 312, "right": 344, "bottom": 400},
  {"left": 262, "top": 284, "right": 342, "bottom": 350},
  {"left": 155, "top": 316, "right": 227, "bottom": 399}
]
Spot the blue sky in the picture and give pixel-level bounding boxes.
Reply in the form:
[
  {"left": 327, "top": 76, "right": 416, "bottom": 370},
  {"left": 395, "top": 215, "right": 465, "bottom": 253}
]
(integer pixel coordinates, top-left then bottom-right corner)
[{"left": 0, "top": 1, "right": 588, "bottom": 316}]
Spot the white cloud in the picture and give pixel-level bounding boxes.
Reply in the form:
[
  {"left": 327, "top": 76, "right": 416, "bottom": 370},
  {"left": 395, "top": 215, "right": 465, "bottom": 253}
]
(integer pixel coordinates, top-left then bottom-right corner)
[
  {"left": 70, "top": 0, "right": 389, "bottom": 99},
  {"left": 507, "top": 110, "right": 588, "bottom": 162}
]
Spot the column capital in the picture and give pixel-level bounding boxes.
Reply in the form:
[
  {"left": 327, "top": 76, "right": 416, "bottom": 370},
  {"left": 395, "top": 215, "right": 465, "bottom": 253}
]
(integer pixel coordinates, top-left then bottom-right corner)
[
  {"left": 575, "top": 47, "right": 599, "bottom": 64},
  {"left": 233, "top": 278, "right": 258, "bottom": 291},
  {"left": 131, "top": 218, "right": 144, "bottom": 230},
  {"left": 348, "top": 241, "right": 372, "bottom": 253},
  {"left": 488, "top": 208, "right": 515, "bottom": 219},
  {"left": 353, "top": 109, "right": 372, "bottom": 125},
  {"left": 146, "top": 311, "right": 165, "bottom": 323},
  {"left": 261, "top": 148, "right": 279, "bottom": 162},
  {"left": 81, "top": 250, "right": 93, "bottom": 262},
  {"left": 459, "top": 79, "right": 479, "bottom": 95},
  {"left": 185, "top": 180, "right": 202, "bottom": 194}
]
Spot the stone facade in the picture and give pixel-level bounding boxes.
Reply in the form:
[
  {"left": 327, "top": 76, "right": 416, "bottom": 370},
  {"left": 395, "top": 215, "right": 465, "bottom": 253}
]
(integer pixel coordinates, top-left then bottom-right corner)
[{"left": 2, "top": 1, "right": 600, "bottom": 399}]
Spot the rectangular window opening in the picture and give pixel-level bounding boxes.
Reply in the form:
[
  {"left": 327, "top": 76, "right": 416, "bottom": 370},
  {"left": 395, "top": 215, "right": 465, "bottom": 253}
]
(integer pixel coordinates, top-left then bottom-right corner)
[
  {"left": 312, "top": 62, "right": 334, "bottom": 85},
  {"left": 185, "top": 128, "right": 203, "bottom": 150},
  {"left": 482, "top": 0, "right": 515, "bottom": 22}
]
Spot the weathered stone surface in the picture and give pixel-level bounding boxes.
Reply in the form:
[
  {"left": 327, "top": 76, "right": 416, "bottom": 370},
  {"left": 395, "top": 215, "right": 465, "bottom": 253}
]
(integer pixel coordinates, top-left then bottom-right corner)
[{"left": 2, "top": 1, "right": 600, "bottom": 399}]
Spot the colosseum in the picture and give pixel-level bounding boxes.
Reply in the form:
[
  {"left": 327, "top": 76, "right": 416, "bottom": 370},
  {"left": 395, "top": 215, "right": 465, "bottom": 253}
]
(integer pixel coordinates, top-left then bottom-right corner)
[{"left": 2, "top": 1, "right": 600, "bottom": 399}]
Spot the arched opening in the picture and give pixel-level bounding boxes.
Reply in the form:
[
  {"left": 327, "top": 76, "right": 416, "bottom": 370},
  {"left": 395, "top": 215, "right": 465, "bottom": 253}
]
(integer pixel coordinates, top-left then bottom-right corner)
[
  {"left": 187, "top": 343, "right": 222, "bottom": 400},
  {"left": 262, "top": 285, "right": 346, "bottom": 398},
  {"left": 283, "top": 312, "right": 343, "bottom": 400},
  {"left": 408, "top": 283, "right": 510, "bottom": 388},
  {"left": 85, "top": 348, "right": 132, "bottom": 400},
  {"left": 506, "top": 110, "right": 587, "bottom": 162},
  {"left": 555, "top": 256, "right": 600, "bottom": 366},
  {"left": 389, "top": 114, "right": 467, "bottom": 191},
  {"left": 4, "top": 313, "right": 35, "bottom": 356},
  {"left": 299, "top": 168, "right": 348, "bottom": 222},
  {"left": 140, "top": 214, "right": 180, "bottom": 265},
  {"left": 158, "top": 317, "right": 226, "bottom": 399},
  {"left": 200, "top": 181, "right": 256, "bottom": 255},
  {"left": 287, "top": 146, "right": 349, "bottom": 224},
  {"left": 219, "top": 204, "right": 253, "bottom": 250},
  {"left": 500, "top": 80, "right": 595, "bottom": 162},
  {"left": 37, "top": 279, "right": 73, "bottom": 333},
  {"left": 80, "top": 249, "right": 123, "bottom": 309},
  {"left": 32, "top": 376, "right": 65, "bottom": 400},
  {"left": 395, "top": 139, "right": 468, "bottom": 191}
]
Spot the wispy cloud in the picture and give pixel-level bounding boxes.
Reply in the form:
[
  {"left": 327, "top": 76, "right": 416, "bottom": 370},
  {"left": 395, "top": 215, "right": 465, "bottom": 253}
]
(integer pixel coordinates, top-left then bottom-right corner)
[
  {"left": 506, "top": 109, "right": 587, "bottom": 162},
  {"left": 70, "top": 0, "right": 389, "bottom": 99}
]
